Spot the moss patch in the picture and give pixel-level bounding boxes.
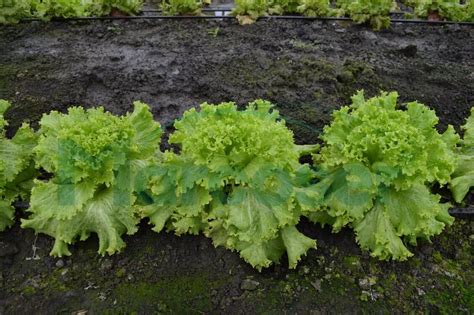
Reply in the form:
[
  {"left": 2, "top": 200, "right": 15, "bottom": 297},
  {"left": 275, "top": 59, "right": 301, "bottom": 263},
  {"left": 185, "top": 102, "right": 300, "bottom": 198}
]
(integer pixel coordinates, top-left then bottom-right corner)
[{"left": 110, "top": 272, "right": 226, "bottom": 313}]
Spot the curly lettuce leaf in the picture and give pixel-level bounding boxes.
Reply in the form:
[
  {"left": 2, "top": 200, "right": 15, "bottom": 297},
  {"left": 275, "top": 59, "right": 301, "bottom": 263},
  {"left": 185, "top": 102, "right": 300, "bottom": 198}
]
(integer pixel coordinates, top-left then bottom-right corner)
[
  {"left": 296, "top": 0, "right": 331, "bottom": 17},
  {"left": 101, "top": 0, "right": 144, "bottom": 15},
  {"left": 355, "top": 184, "right": 453, "bottom": 260},
  {"left": 0, "top": 199, "right": 14, "bottom": 231},
  {"left": 229, "top": 226, "right": 315, "bottom": 271},
  {"left": 232, "top": 0, "right": 268, "bottom": 24},
  {"left": 269, "top": 0, "right": 300, "bottom": 14},
  {"left": 0, "top": 0, "right": 32, "bottom": 24},
  {"left": 35, "top": 107, "right": 134, "bottom": 185},
  {"left": 22, "top": 185, "right": 138, "bottom": 256},
  {"left": 170, "top": 100, "right": 299, "bottom": 174},
  {"left": 160, "top": 0, "right": 202, "bottom": 16},
  {"left": 22, "top": 102, "right": 162, "bottom": 256},
  {"left": 215, "top": 183, "right": 295, "bottom": 243},
  {"left": 31, "top": 0, "right": 100, "bottom": 19},
  {"left": 319, "top": 91, "right": 458, "bottom": 190},
  {"left": 450, "top": 108, "right": 474, "bottom": 203},
  {"left": 32, "top": 0, "right": 145, "bottom": 19},
  {"left": 139, "top": 155, "right": 211, "bottom": 235},
  {"left": 310, "top": 162, "right": 377, "bottom": 231},
  {"left": 404, "top": 0, "right": 466, "bottom": 21},
  {"left": 0, "top": 100, "right": 37, "bottom": 231},
  {"left": 336, "top": 0, "right": 393, "bottom": 30},
  {"left": 0, "top": 100, "right": 9, "bottom": 130},
  {"left": 280, "top": 225, "right": 316, "bottom": 268},
  {"left": 354, "top": 202, "right": 412, "bottom": 260}
]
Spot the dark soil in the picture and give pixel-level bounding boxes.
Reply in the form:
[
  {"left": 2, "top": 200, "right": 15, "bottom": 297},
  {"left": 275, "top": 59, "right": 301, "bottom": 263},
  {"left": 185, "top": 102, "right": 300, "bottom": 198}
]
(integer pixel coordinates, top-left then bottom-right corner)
[{"left": 0, "top": 19, "right": 473, "bottom": 314}]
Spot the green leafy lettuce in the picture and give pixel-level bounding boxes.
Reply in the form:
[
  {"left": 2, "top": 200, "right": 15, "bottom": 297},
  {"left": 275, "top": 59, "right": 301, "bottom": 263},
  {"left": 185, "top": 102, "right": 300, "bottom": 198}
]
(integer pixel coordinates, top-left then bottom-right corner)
[
  {"left": 22, "top": 102, "right": 162, "bottom": 256},
  {"left": 268, "top": 0, "right": 300, "bottom": 15},
  {"left": 232, "top": 0, "right": 268, "bottom": 25},
  {"left": 7, "top": 0, "right": 144, "bottom": 22},
  {"left": 450, "top": 108, "right": 474, "bottom": 203},
  {"left": 310, "top": 91, "right": 458, "bottom": 260},
  {"left": 138, "top": 101, "right": 319, "bottom": 270},
  {"left": 336, "top": 0, "right": 394, "bottom": 30},
  {"left": 0, "top": 100, "right": 37, "bottom": 231},
  {"left": 29, "top": 0, "right": 100, "bottom": 19},
  {"left": 100, "top": 0, "right": 144, "bottom": 15},
  {"left": 296, "top": 0, "right": 331, "bottom": 17},
  {"left": 404, "top": 0, "right": 466, "bottom": 21},
  {"left": 160, "top": 0, "right": 202, "bottom": 16},
  {"left": 0, "top": 0, "right": 32, "bottom": 24},
  {"left": 465, "top": 0, "right": 474, "bottom": 22}
]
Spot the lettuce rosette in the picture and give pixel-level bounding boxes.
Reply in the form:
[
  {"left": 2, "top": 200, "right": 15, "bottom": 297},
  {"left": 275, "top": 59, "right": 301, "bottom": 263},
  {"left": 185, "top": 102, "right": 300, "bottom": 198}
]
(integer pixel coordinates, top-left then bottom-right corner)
[
  {"left": 310, "top": 91, "right": 458, "bottom": 260},
  {"left": 22, "top": 102, "right": 162, "bottom": 256},
  {"left": 138, "top": 100, "right": 320, "bottom": 271}
]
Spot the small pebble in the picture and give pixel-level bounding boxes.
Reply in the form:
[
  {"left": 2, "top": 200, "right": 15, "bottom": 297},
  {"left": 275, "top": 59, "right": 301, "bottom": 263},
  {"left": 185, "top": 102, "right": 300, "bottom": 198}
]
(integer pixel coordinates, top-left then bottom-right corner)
[
  {"left": 56, "top": 259, "right": 65, "bottom": 268},
  {"left": 311, "top": 279, "right": 322, "bottom": 292}
]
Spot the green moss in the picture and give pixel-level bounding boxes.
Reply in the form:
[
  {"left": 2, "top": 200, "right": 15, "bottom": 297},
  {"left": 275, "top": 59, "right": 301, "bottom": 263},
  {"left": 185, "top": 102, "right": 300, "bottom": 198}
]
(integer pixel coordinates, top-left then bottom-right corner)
[
  {"left": 343, "top": 256, "right": 361, "bottom": 272},
  {"left": 110, "top": 272, "right": 226, "bottom": 313},
  {"left": 22, "top": 286, "right": 37, "bottom": 295},
  {"left": 424, "top": 275, "right": 474, "bottom": 313},
  {"left": 39, "top": 271, "right": 70, "bottom": 293},
  {"left": 433, "top": 251, "right": 443, "bottom": 263},
  {"left": 115, "top": 268, "right": 126, "bottom": 278}
]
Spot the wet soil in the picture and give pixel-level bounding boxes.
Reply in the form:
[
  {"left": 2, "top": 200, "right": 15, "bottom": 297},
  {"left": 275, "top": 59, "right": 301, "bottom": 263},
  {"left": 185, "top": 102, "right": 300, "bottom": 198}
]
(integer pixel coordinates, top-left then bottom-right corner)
[{"left": 0, "top": 19, "right": 473, "bottom": 314}]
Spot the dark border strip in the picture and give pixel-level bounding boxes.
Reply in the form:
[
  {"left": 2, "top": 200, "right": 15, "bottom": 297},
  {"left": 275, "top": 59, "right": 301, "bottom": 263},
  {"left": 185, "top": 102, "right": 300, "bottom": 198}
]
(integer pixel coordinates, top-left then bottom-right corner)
[{"left": 19, "top": 15, "right": 474, "bottom": 26}]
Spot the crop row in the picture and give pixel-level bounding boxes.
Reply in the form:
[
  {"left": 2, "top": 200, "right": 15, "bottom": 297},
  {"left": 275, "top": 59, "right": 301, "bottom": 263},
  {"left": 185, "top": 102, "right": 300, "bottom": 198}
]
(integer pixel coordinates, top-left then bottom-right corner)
[
  {"left": 0, "top": 92, "right": 473, "bottom": 270},
  {"left": 1, "top": 0, "right": 474, "bottom": 29}
]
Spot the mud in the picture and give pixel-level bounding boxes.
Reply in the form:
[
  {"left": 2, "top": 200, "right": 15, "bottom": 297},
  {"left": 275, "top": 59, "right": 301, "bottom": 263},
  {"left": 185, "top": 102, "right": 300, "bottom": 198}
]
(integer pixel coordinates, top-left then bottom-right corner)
[{"left": 0, "top": 19, "right": 473, "bottom": 314}]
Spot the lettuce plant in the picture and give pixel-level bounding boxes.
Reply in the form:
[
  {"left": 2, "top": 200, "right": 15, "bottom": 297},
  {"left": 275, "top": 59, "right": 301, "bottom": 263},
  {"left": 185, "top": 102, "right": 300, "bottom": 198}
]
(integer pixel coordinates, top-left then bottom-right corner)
[
  {"left": 160, "top": 0, "right": 202, "bottom": 16},
  {"left": 232, "top": 0, "right": 268, "bottom": 25},
  {"left": 336, "top": 0, "right": 394, "bottom": 30},
  {"left": 26, "top": 0, "right": 144, "bottom": 21},
  {"left": 464, "top": 1, "right": 474, "bottom": 22},
  {"left": 138, "top": 101, "right": 320, "bottom": 270},
  {"left": 22, "top": 102, "right": 162, "bottom": 256},
  {"left": 296, "top": 0, "right": 331, "bottom": 17},
  {"left": 101, "top": 0, "right": 144, "bottom": 15},
  {"left": 268, "top": 0, "right": 300, "bottom": 15},
  {"left": 404, "top": 0, "right": 465, "bottom": 21},
  {"left": 0, "top": 100, "right": 37, "bottom": 231},
  {"left": 450, "top": 108, "right": 474, "bottom": 203},
  {"left": 310, "top": 91, "right": 458, "bottom": 260},
  {"left": 31, "top": 0, "right": 100, "bottom": 19},
  {"left": 0, "top": 0, "right": 32, "bottom": 24}
]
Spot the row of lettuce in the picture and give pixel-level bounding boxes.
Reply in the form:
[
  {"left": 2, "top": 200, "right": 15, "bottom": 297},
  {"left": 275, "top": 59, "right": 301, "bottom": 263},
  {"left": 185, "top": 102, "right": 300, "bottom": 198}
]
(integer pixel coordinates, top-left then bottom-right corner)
[
  {"left": 1, "top": 0, "right": 474, "bottom": 29},
  {"left": 0, "top": 0, "right": 143, "bottom": 24},
  {"left": 234, "top": 0, "right": 474, "bottom": 28},
  {"left": 1, "top": 93, "right": 473, "bottom": 270}
]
